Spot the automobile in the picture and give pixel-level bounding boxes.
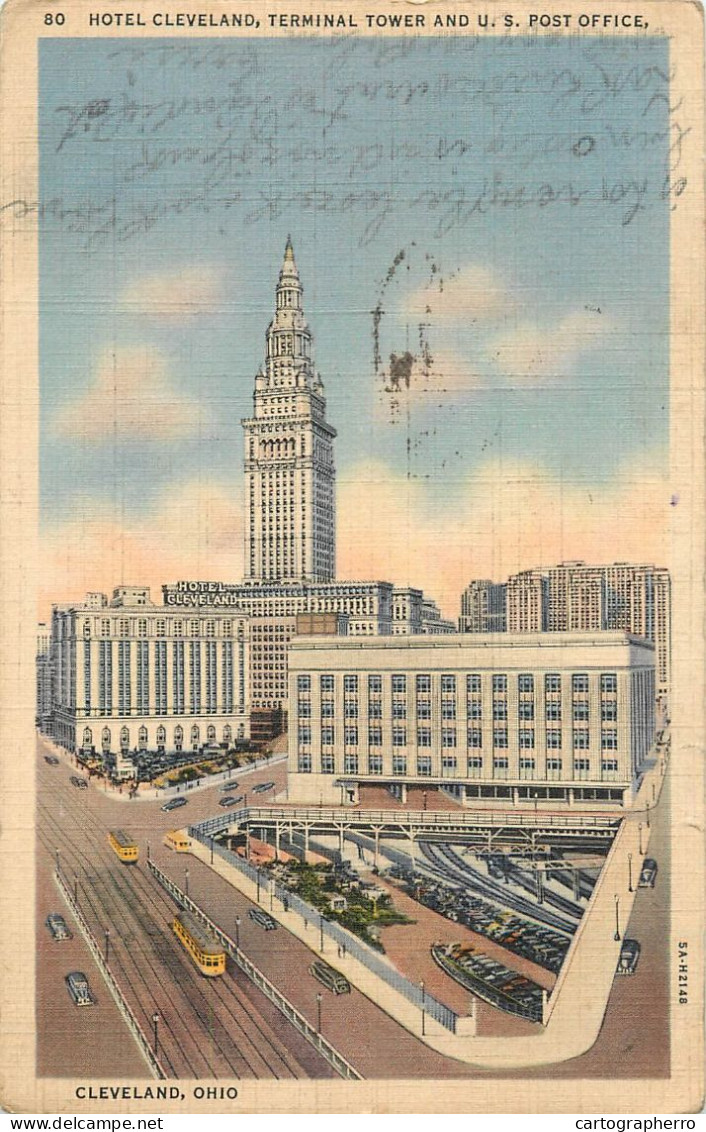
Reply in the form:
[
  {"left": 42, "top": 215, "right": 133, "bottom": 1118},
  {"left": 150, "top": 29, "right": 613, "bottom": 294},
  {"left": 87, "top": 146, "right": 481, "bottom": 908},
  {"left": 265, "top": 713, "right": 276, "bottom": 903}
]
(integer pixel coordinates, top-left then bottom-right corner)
[
  {"left": 252, "top": 781, "right": 275, "bottom": 795},
  {"left": 70, "top": 776, "right": 88, "bottom": 789},
  {"left": 161, "top": 796, "right": 188, "bottom": 812},
  {"left": 44, "top": 755, "right": 59, "bottom": 765},
  {"left": 220, "top": 780, "right": 239, "bottom": 792},
  {"left": 65, "top": 971, "right": 95, "bottom": 1006},
  {"left": 638, "top": 858, "right": 658, "bottom": 888},
  {"left": 231, "top": 795, "right": 245, "bottom": 806},
  {"left": 218, "top": 796, "right": 238, "bottom": 808},
  {"left": 249, "top": 908, "right": 277, "bottom": 930},
  {"left": 45, "top": 913, "right": 72, "bottom": 941},
  {"left": 616, "top": 938, "right": 641, "bottom": 976}
]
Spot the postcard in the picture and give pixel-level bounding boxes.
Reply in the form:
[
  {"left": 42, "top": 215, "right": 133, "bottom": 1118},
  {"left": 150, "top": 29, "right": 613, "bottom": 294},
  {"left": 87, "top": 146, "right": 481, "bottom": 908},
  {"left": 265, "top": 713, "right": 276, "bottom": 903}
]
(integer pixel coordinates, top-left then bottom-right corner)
[{"left": 0, "top": 0, "right": 703, "bottom": 1115}]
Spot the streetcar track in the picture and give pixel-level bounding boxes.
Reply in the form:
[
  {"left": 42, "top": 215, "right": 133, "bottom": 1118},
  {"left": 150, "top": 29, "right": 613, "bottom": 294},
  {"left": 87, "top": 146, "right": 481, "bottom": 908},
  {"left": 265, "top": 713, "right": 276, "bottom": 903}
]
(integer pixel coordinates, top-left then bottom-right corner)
[{"left": 38, "top": 783, "right": 321, "bottom": 1079}]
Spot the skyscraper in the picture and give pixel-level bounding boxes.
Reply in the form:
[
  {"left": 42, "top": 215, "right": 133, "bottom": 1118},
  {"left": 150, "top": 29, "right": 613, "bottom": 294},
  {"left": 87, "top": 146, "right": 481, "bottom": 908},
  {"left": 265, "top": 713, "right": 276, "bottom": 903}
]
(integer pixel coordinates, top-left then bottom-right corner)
[{"left": 242, "top": 238, "right": 336, "bottom": 584}]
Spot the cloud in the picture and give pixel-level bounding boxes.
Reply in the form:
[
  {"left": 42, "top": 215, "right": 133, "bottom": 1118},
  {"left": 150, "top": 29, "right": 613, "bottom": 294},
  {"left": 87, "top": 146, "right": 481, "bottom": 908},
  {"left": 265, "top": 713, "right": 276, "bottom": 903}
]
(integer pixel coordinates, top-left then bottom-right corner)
[
  {"left": 337, "top": 452, "right": 669, "bottom": 618},
  {"left": 53, "top": 347, "right": 207, "bottom": 444},
  {"left": 487, "top": 308, "right": 610, "bottom": 381},
  {"left": 404, "top": 264, "right": 509, "bottom": 322},
  {"left": 119, "top": 267, "right": 225, "bottom": 318},
  {"left": 39, "top": 479, "right": 243, "bottom": 617}
]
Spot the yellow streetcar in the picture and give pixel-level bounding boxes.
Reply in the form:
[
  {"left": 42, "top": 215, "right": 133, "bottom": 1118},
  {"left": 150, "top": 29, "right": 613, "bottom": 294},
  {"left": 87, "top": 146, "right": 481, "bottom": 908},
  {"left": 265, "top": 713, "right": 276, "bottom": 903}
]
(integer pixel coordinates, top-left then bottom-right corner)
[
  {"left": 164, "top": 830, "right": 192, "bottom": 853},
  {"left": 172, "top": 912, "right": 226, "bottom": 976},
  {"left": 108, "top": 829, "right": 139, "bottom": 864}
]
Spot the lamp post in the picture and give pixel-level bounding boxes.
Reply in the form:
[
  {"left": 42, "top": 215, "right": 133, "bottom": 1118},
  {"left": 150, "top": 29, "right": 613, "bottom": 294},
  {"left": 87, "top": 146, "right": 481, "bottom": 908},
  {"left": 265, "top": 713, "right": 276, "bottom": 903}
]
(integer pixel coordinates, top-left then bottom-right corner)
[
  {"left": 146, "top": 841, "right": 151, "bottom": 863},
  {"left": 638, "top": 822, "right": 644, "bottom": 855},
  {"left": 646, "top": 801, "right": 651, "bottom": 829},
  {"left": 316, "top": 992, "right": 322, "bottom": 1034},
  {"left": 55, "top": 847, "right": 61, "bottom": 875},
  {"left": 234, "top": 915, "right": 241, "bottom": 949},
  {"left": 184, "top": 868, "right": 190, "bottom": 898},
  {"left": 614, "top": 894, "right": 621, "bottom": 942},
  {"left": 152, "top": 1012, "right": 160, "bottom": 1057},
  {"left": 104, "top": 928, "right": 110, "bottom": 963},
  {"left": 319, "top": 914, "right": 325, "bottom": 953},
  {"left": 256, "top": 868, "right": 261, "bottom": 904},
  {"left": 210, "top": 837, "right": 214, "bottom": 865},
  {"left": 270, "top": 881, "right": 274, "bottom": 912},
  {"left": 73, "top": 874, "right": 79, "bottom": 903},
  {"left": 651, "top": 782, "right": 656, "bottom": 803},
  {"left": 628, "top": 852, "right": 633, "bottom": 893},
  {"left": 420, "top": 981, "right": 426, "bottom": 1036}
]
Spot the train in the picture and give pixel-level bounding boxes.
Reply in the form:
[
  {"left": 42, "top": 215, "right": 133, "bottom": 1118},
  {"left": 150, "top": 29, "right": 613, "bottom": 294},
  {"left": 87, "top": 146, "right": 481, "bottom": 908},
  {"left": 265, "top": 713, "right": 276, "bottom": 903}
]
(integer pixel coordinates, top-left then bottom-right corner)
[
  {"left": 108, "top": 829, "right": 139, "bottom": 864},
  {"left": 172, "top": 911, "right": 226, "bottom": 976}
]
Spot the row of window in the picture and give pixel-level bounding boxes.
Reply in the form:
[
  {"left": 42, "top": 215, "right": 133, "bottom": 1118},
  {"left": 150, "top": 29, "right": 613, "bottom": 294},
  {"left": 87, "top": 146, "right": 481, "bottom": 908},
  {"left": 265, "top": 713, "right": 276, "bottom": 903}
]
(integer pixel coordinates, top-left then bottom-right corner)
[
  {"left": 298, "top": 725, "right": 619, "bottom": 749},
  {"left": 297, "top": 673, "right": 619, "bottom": 694},
  {"left": 86, "top": 619, "right": 243, "bottom": 639},
  {"left": 297, "top": 754, "right": 621, "bottom": 775},
  {"left": 299, "top": 698, "right": 619, "bottom": 722}
]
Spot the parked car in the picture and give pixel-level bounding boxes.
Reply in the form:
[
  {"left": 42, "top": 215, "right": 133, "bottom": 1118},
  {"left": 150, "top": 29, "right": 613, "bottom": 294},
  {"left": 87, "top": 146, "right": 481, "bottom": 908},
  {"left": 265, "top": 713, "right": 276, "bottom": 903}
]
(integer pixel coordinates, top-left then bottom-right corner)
[
  {"left": 70, "top": 776, "right": 88, "bottom": 789},
  {"left": 219, "top": 796, "right": 238, "bottom": 808},
  {"left": 45, "top": 913, "right": 72, "bottom": 941},
  {"left": 249, "top": 908, "right": 277, "bottom": 930},
  {"left": 65, "top": 971, "right": 95, "bottom": 1006},
  {"left": 616, "top": 939, "right": 641, "bottom": 976},
  {"left": 638, "top": 858, "right": 658, "bottom": 888},
  {"left": 44, "top": 755, "right": 59, "bottom": 766},
  {"left": 220, "top": 780, "right": 239, "bottom": 792},
  {"left": 161, "top": 796, "right": 188, "bottom": 812},
  {"left": 252, "top": 781, "right": 275, "bottom": 795}
]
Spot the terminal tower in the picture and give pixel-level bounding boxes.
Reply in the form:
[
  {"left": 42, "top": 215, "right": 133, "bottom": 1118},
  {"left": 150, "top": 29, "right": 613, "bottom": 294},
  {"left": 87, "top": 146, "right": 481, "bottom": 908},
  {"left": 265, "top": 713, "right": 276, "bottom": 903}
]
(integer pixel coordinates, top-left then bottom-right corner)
[{"left": 242, "top": 239, "right": 337, "bottom": 584}]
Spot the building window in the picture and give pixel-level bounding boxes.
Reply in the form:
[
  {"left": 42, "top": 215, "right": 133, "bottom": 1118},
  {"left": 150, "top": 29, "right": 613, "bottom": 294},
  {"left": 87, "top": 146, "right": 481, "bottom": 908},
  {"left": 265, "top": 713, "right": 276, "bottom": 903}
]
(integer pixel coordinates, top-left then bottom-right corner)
[
  {"left": 368, "top": 675, "right": 382, "bottom": 694},
  {"left": 416, "top": 700, "right": 431, "bottom": 720},
  {"left": 547, "top": 758, "right": 563, "bottom": 771},
  {"left": 344, "top": 675, "right": 358, "bottom": 693},
  {"left": 368, "top": 726, "right": 382, "bottom": 746},
  {"left": 297, "top": 674, "right": 311, "bottom": 692},
  {"left": 156, "top": 620, "right": 166, "bottom": 638},
  {"left": 368, "top": 755, "right": 383, "bottom": 775},
  {"left": 137, "top": 641, "right": 150, "bottom": 715},
  {"left": 601, "top": 759, "right": 619, "bottom": 772},
  {"left": 321, "top": 754, "right": 335, "bottom": 774},
  {"left": 601, "top": 701, "right": 618, "bottom": 721},
  {"left": 467, "top": 756, "right": 483, "bottom": 773},
  {"left": 441, "top": 727, "right": 456, "bottom": 748},
  {"left": 320, "top": 674, "right": 334, "bottom": 693},
  {"left": 155, "top": 641, "right": 167, "bottom": 715},
  {"left": 518, "top": 674, "right": 534, "bottom": 693},
  {"left": 298, "top": 753, "right": 312, "bottom": 773},
  {"left": 573, "top": 701, "right": 589, "bottom": 721},
  {"left": 467, "top": 674, "right": 481, "bottom": 693},
  {"left": 221, "top": 641, "right": 233, "bottom": 714},
  {"left": 518, "top": 700, "right": 534, "bottom": 720},
  {"left": 137, "top": 619, "right": 147, "bottom": 638},
  {"left": 441, "top": 674, "right": 456, "bottom": 694},
  {"left": 392, "top": 700, "right": 407, "bottom": 720},
  {"left": 573, "top": 758, "right": 590, "bottom": 774},
  {"left": 392, "top": 755, "right": 407, "bottom": 776},
  {"left": 493, "top": 728, "right": 508, "bottom": 749},
  {"left": 189, "top": 642, "right": 201, "bottom": 714},
  {"left": 546, "top": 700, "right": 561, "bottom": 721},
  {"left": 344, "top": 754, "right": 358, "bottom": 774},
  {"left": 118, "top": 641, "right": 131, "bottom": 715},
  {"left": 492, "top": 674, "right": 507, "bottom": 693},
  {"left": 601, "top": 730, "right": 618, "bottom": 749},
  {"left": 441, "top": 754, "right": 457, "bottom": 775},
  {"left": 416, "top": 756, "right": 432, "bottom": 777},
  {"left": 441, "top": 700, "right": 456, "bottom": 720},
  {"left": 600, "top": 673, "right": 617, "bottom": 693},
  {"left": 321, "top": 700, "right": 334, "bottom": 718},
  {"left": 467, "top": 699, "right": 482, "bottom": 719},
  {"left": 519, "top": 728, "right": 535, "bottom": 749},
  {"left": 545, "top": 674, "right": 561, "bottom": 693},
  {"left": 369, "top": 700, "right": 382, "bottom": 720},
  {"left": 391, "top": 674, "right": 406, "bottom": 694},
  {"left": 298, "top": 725, "right": 311, "bottom": 745},
  {"left": 344, "top": 726, "right": 358, "bottom": 746},
  {"left": 417, "top": 726, "right": 431, "bottom": 747},
  {"left": 493, "top": 756, "right": 509, "bottom": 770},
  {"left": 493, "top": 701, "right": 508, "bottom": 720},
  {"left": 416, "top": 674, "right": 431, "bottom": 693},
  {"left": 321, "top": 725, "right": 334, "bottom": 746},
  {"left": 546, "top": 728, "right": 562, "bottom": 749},
  {"left": 467, "top": 727, "right": 482, "bottom": 748},
  {"left": 205, "top": 641, "right": 217, "bottom": 714},
  {"left": 298, "top": 698, "right": 311, "bottom": 718},
  {"left": 573, "top": 728, "right": 590, "bottom": 749},
  {"left": 392, "top": 726, "right": 407, "bottom": 747},
  {"left": 572, "top": 673, "right": 589, "bottom": 693}
]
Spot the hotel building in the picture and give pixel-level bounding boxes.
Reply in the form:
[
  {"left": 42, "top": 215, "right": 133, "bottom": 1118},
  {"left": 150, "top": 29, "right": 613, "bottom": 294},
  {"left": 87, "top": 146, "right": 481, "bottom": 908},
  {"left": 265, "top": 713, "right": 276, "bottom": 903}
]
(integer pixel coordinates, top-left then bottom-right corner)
[
  {"left": 49, "top": 587, "right": 249, "bottom": 755},
  {"left": 287, "top": 632, "right": 655, "bottom": 808}
]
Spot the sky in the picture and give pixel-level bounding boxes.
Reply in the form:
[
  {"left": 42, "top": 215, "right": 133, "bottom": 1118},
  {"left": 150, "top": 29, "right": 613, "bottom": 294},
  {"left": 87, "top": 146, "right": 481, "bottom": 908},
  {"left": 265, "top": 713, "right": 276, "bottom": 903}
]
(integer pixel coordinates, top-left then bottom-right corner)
[{"left": 38, "top": 33, "right": 672, "bottom": 618}]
